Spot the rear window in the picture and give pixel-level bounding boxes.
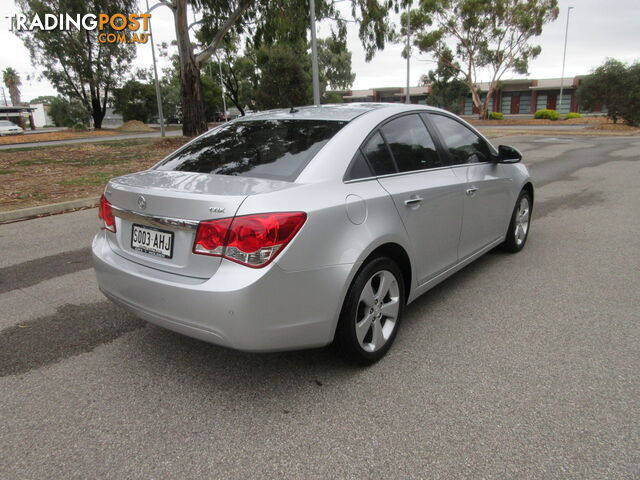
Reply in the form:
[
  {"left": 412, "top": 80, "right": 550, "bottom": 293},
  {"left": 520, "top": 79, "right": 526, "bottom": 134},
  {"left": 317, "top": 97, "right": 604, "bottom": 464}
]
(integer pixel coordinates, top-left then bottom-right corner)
[{"left": 155, "top": 119, "right": 347, "bottom": 181}]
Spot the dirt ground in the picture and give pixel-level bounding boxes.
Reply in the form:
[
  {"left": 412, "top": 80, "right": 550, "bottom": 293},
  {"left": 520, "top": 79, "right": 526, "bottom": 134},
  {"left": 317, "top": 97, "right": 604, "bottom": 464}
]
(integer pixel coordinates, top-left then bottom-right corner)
[
  {"left": 0, "top": 137, "right": 189, "bottom": 212},
  {"left": 0, "top": 129, "right": 120, "bottom": 146}
]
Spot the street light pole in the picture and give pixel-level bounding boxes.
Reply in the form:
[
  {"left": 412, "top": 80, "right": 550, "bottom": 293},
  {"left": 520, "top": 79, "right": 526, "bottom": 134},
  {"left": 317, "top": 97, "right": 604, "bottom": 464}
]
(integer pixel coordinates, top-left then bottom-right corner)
[
  {"left": 309, "top": 0, "right": 321, "bottom": 106},
  {"left": 405, "top": 4, "right": 411, "bottom": 104},
  {"left": 558, "top": 6, "right": 574, "bottom": 111},
  {"left": 146, "top": 0, "right": 165, "bottom": 136}
]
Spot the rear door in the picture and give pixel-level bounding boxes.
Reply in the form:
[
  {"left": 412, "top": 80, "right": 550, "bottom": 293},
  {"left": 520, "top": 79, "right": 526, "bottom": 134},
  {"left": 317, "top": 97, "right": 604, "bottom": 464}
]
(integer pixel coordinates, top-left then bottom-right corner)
[
  {"left": 370, "top": 114, "right": 464, "bottom": 285},
  {"left": 427, "top": 113, "right": 512, "bottom": 259}
]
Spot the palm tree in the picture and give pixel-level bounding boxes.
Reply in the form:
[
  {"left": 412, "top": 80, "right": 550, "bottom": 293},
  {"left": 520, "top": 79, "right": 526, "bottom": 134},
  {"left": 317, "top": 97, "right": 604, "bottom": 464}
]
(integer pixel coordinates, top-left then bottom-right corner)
[{"left": 3, "top": 68, "right": 22, "bottom": 106}]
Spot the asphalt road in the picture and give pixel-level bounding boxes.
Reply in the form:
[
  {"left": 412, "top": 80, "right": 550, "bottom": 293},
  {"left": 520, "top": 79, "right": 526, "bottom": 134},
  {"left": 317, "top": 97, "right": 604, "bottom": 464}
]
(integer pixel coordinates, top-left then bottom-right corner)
[{"left": 1, "top": 135, "right": 639, "bottom": 479}]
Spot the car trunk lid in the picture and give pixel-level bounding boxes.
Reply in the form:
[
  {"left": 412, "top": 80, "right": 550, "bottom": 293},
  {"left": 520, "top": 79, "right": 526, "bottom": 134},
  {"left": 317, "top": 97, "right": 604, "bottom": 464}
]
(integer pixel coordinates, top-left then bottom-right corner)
[{"left": 104, "top": 170, "right": 294, "bottom": 278}]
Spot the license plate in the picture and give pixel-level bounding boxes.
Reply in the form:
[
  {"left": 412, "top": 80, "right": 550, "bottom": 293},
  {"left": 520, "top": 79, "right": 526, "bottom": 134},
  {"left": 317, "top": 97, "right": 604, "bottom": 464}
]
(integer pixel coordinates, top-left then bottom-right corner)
[{"left": 131, "top": 224, "right": 173, "bottom": 258}]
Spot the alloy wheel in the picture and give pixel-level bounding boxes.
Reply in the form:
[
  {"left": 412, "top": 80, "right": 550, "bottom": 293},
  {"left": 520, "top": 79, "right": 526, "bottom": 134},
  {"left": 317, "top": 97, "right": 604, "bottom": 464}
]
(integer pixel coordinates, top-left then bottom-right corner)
[
  {"left": 355, "top": 270, "right": 400, "bottom": 352},
  {"left": 514, "top": 196, "right": 530, "bottom": 246}
]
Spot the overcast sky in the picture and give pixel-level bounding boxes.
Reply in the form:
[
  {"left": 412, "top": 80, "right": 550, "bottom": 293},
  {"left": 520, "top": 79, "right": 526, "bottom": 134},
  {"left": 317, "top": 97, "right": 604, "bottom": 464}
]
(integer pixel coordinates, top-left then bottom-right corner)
[{"left": 1, "top": 0, "right": 639, "bottom": 102}]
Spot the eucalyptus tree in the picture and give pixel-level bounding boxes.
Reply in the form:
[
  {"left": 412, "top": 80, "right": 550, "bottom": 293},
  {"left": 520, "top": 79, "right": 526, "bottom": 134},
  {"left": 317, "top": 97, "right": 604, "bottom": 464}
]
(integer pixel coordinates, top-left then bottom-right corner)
[
  {"left": 16, "top": 0, "right": 138, "bottom": 129},
  {"left": 407, "top": 0, "right": 559, "bottom": 118},
  {"left": 156, "top": 0, "right": 404, "bottom": 135}
]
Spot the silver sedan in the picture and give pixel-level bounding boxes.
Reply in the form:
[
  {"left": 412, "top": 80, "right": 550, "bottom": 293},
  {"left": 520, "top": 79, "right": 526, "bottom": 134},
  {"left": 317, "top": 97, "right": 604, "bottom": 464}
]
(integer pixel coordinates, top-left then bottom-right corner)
[{"left": 93, "top": 103, "right": 533, "bottom": 364}]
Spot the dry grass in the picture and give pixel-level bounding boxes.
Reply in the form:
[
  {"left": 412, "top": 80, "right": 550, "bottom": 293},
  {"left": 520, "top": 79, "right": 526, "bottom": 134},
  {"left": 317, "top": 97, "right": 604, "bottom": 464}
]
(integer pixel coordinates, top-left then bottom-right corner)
[
  {"left": 478, "top": 127, "right": 639, "bottom": 138},
  {"left": 0, "top": 137, "right": 189, "bottom": 212},
  {"left": 586, "top": 123, "right": 640, "bottom": 132},
  {"left": 0, "top": 129, "right": 121, "bottom": 145}
]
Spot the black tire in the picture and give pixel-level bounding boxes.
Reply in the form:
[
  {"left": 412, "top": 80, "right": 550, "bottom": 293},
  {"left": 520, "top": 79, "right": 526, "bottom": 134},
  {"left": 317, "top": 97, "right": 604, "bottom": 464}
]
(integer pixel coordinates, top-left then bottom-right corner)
[
  {"left": 502, "top": 189, "right": 532, "bottom": 253},
  {"left": 334, "top": 257, "right": 405, "bottom": 365}
]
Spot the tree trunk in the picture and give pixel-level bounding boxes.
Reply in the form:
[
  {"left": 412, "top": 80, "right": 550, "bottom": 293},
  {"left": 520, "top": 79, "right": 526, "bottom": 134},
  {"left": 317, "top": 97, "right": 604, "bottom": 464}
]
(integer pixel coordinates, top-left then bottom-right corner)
[
  {"left": 479, "top": 87, "right": 493, "bottom": 120},
  {"left": 175, "top": 0, "right": 207, "bottom": 137},
  {"left": 91, "top": 97, "right": 104, "bottom": 129},
  {"left": 468, "top": 83, "right": 485, "bottom": 119}
]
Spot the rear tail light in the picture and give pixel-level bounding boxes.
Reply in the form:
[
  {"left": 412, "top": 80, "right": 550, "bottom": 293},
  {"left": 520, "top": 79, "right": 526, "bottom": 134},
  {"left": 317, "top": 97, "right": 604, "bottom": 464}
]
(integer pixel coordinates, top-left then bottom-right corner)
[
  {"left": 193, "top": 212, "right": 307, "bottom": 268},
  {"left": 98, "top": 194, "right": 116, "bottom": 232}
]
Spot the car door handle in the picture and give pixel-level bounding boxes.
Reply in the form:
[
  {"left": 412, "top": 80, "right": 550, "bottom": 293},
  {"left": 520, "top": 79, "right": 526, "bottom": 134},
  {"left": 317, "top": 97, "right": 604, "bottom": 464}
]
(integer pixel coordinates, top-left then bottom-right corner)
[
  {"left": 404, "top": 196, "right": 424, "bottom": 207},
  {"left": 466, "top": 187, "right": 479, "bottom": 196}
]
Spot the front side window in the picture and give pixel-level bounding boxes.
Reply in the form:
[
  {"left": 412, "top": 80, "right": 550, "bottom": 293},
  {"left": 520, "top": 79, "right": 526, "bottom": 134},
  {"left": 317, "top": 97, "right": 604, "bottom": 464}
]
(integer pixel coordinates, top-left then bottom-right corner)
[
  {"left": 155, "top": 119, "right": 347, "bottom": 182},
  {"left": 381, "top": 114, "right": 441, "bottom": 172},
  {"left": 429, "top": 114, "right": 492, "bottom": 165}
]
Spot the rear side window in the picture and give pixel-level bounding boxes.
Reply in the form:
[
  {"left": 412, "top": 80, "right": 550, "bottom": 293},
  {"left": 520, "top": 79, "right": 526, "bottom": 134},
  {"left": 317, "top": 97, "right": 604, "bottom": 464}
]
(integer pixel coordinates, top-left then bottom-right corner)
[
  {"left": 429, "top": 114, "right": 491, "bottom": 165},
  {"left": 381, "top": 114, "right": 441, "bottom": 172},
  {"left": 362, "top": 132, "right": 396, "bottom": 175},
  {"left": 346, "top": 151, "right": 374, "bottom": 180},
  {"left": 155, "top": 119, "right": 347, "bottom": 182}
]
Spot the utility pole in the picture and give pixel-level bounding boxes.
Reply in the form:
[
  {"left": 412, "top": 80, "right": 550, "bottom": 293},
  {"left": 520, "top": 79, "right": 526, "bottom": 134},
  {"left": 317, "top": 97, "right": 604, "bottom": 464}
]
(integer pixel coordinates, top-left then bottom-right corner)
[
  {"left": 0, "top": 87, "right": 7, "bottom": 106},
  {"left": 146, "top": 0, "right": 165, "bottom": 136},
  {"left": 558, "top": 6, "right": 574, "bottom": 111},
  {"left": 405, "top": 4, "right": 411, "bottom": 104},
  {"left": 309, "top": 0, "right": 321, "bottom": 106}
]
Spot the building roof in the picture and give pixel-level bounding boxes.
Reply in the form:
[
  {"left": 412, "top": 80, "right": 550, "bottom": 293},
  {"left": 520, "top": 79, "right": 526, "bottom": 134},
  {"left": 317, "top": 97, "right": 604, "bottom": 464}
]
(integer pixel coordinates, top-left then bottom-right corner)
[
  {"left": 529, "top": 77, "right": 575, "bottom": 90},
  {"left": 343, "top": 86, "right": 430, "bottom": 99},
  {"left": 0, "top": 105, "right": 35, "bottom": 112}
]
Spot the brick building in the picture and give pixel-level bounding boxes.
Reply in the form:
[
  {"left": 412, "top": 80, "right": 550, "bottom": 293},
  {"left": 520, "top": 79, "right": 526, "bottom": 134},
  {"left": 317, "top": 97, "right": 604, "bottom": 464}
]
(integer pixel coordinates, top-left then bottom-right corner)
[{"left": 338, "top": 76, "right": 603, "bottom": 115}]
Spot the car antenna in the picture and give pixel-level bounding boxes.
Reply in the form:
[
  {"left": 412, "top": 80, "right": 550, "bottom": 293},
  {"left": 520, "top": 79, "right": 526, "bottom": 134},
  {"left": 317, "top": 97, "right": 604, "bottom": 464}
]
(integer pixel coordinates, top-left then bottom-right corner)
[{"left": 289, "top": 105, "right": 299, "bottom": 114}]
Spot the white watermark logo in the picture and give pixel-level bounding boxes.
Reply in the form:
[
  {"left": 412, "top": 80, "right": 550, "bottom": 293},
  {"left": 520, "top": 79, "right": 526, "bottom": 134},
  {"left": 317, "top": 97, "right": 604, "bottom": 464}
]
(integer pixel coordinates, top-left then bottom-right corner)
[{"left": 6, "top": 13, "right": 151, "bottom": 44}]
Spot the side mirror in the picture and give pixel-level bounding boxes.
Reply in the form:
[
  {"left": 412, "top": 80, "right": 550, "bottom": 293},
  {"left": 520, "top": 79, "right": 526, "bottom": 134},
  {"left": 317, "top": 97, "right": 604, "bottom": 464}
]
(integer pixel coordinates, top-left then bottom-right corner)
[{"left": 497, "top": 145, "right": 522, "bottom": 163}]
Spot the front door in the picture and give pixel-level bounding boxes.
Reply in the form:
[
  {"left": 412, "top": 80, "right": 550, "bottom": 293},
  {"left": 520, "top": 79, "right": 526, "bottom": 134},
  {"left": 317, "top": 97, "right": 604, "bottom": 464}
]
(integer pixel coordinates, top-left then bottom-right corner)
[
  {"left": 510, "top": 94, "right": 520, "bottom": 114},
  {"left": 454, "top": 164, "right": 512, "bottom": 258},
  {"left": 427, "top": 113, "right": 512, "bottom": 259},
  {"left": 547, "top": 94, "right": 557, "bottom": 110}
]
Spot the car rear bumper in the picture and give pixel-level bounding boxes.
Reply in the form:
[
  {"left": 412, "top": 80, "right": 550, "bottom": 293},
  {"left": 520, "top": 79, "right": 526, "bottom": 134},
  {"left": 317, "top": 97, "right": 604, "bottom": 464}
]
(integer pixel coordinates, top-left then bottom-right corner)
[{"left": 92, "top": 232, "right": 353, "bottom": 352}]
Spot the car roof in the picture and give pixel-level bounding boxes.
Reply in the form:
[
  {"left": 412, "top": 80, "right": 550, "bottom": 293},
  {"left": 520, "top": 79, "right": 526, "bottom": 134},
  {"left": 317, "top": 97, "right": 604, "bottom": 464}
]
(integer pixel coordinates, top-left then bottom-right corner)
[{"left": 234, "top": 103, "right": 440, "bottom": 123}]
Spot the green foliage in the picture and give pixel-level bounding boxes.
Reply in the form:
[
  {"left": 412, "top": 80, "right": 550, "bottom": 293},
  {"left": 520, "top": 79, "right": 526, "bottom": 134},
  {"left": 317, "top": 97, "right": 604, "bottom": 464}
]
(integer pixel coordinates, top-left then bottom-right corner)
[
  {"left": 489, "top": 112, "right": 504, "bottom": 120},
  {"left": 577, "top": 58, "right": 640, "bottom": 126},
  {"left": 422, "top": 47, "right": 468, "bottom": 114},
  {"left": 29, "top": 95, "right": 57, "bottom": 105},
  {"left": 48, "top": 97, "right": 91, "bottom": 127},
  {"left": 409, "top": 0, "right": 559, "bottom": 118},
  {"left": 71, "top": 121, "right": 88, "bottom": 131},
  {"left": 255, "top": 44, "right": 312, "bottom": 109},
  {"left": 318, "top": 36, "right": 355, "bottom": 91},
  {"left": 16, "top": 0, "right": 137, "bottom": 128},
  {"left": 201, "top": 75, "right": 224, "bottom": 121},
  {"left": 564, "top": 112, "right": 582, "bottom": 119},
  {"left": 112, "top": 80, "right": 157, "bottom": 123},
  {"left": 170, "top": 0, "right": 399, "bottom": 134},
  {"left": 534, "top": 109, "right": 560, "bottom": 120},
  {"left": 323, "top": 91, "right": 344, "bottom": 104},
  {"left": 623, "top": 63, "right": 640, "bottom": 127}
]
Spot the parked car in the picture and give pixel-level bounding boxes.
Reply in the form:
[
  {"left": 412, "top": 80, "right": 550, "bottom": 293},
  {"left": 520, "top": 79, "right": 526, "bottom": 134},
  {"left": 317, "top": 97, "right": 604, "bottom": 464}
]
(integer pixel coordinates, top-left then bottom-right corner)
[
  {"left": 93, "top": 103, "right": 533, "bottom": 364},
  {"left": 0, "top": 120, "right": 24, "bottom": 135}
]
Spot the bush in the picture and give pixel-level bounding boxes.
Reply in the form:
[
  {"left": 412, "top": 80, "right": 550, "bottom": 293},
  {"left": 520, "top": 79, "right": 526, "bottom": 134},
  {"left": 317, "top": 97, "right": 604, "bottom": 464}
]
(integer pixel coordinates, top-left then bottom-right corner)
[
  {"left": 534, "top": 109, "right": 560, "bottom": 120},
  {"left": 488, "top": 111, "right": 504, "bottom": 120},
  {"left": 71, "top": 121, "right": 88, "bottom": 131},
  {"left": 564, "top": 112, "right": 582, "bottom": 119}
]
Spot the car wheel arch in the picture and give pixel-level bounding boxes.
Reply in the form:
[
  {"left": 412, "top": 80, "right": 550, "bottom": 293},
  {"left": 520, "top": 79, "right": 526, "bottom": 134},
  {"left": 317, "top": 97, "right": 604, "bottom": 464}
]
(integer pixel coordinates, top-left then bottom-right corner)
[
  {"left": 328, "top": 240, "right": 413, "bottom": 344},
  {"left": 522, "top": 182, "right": 534, "bottom": 205}
]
